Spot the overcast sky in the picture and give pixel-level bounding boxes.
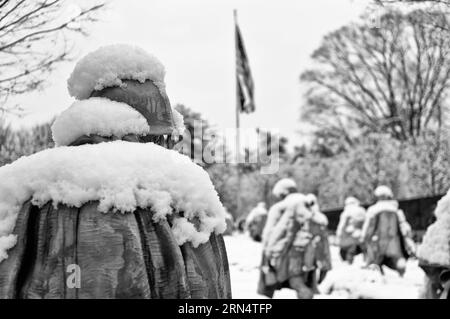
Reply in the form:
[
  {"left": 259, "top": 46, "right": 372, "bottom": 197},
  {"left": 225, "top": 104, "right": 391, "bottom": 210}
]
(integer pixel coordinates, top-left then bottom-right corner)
[{"left": 7, "top": 0, "right": 373, "bottom": 147}]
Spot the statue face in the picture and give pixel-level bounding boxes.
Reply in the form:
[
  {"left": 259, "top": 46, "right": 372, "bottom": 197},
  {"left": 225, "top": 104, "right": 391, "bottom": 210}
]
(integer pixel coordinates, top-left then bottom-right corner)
[{"left": 91, "top": 79, "right": 175, "bottom": 136}]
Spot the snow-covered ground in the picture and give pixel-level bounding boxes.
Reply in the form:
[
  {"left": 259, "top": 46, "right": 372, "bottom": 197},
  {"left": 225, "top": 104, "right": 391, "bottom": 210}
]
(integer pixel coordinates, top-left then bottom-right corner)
[{"left": 224, "top": 233, "right": 426, "bottom": 299}]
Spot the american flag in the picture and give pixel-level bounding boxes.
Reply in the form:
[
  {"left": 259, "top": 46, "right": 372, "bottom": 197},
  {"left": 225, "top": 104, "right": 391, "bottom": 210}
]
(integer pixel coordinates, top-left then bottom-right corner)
[{"left": 235, "top": 21, "right": 255, "bottom": 113}]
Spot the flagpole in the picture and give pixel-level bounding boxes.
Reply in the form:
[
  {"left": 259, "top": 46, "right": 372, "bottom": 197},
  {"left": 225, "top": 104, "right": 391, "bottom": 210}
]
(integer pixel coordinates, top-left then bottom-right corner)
[
  {"left": 234, "top": 9, "right": 240, "bottom": 160},
  {"left": 234, "top": 9, "right": 242, "bottom": 217}
]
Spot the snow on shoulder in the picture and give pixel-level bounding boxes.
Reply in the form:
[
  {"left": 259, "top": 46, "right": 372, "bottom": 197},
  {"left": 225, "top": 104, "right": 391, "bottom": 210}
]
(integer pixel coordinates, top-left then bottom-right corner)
[
  {"left": 342, "top": 204, "right": 366, "bottom": 221},
  {"left": 67, "top": 44, "right": 166, "bottom": 100},
  {"left": 277, "top": 193, "right": 312, "bottom": 221},
  {"left": 52, "top": 97, "right": 151, "bottom": 146},
  {"left": 312, "top": 211, "right": 328, "bottom": 226},
  {"left": 0, "top": 141, "right": 226, "bottom": 262},
  {"left": 366, "top": 200, "right": 399, "bottom": 218},
  {"left": 246, "top": 203, "right": 267, "bottom": 222},
  {"left": 418, "top": 191, "right": 450, "bottom": 267}
]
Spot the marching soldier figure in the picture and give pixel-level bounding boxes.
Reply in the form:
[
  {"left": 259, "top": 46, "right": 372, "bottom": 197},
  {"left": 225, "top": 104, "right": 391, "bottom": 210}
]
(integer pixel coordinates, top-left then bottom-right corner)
[
  {"left": 336, "top": 197, "right": 366, "bottom": 263},
  {"left": 257, "top": 179, "right": 331, "bottom": 299},
  {"left": 246, "top": 202, "right": 268, "bottom": 242},
  {"left": 360, "top": 186, "right": 412, "bottom": 276}
]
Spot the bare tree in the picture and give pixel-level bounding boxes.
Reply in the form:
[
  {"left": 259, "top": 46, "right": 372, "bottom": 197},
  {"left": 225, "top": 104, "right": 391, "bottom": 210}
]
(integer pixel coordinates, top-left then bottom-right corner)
[
  {"left": 300, "top": 9, "right": 450, "bottom": 146},
  {"left": 376, "top": 0, "right": 450, "bottom": 5},
  {"left": 0, "top": 0, "right": 105, "bottom": 112},
  {"left": 374, "top": 0, "right": 450, "bottom": 30}
]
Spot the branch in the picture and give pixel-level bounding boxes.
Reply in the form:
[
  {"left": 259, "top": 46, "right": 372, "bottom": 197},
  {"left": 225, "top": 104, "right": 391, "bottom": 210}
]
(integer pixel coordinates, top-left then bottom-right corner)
[{"left": 0, "top": 3, "right": 105, "bottom": 51}]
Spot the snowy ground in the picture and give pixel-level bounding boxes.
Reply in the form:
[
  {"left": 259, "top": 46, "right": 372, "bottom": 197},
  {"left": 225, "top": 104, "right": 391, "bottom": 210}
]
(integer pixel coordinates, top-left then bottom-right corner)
[{"left": 224, "top": 233, "right": 426, "bottom": 299}]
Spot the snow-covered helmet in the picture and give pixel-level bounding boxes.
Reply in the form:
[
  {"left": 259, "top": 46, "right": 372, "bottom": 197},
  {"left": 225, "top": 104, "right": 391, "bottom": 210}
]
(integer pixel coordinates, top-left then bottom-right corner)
[
  {"left": 272, "top": 178, "right": 297, "bottom": 199},
  {"left": 374, "top": 185, "right": 394, "bottom": 200},
  {"left": 60, "top": 44, "right": 185, "bottom": 148},
  {"left": 345, "top": 196, "right": 360, "bottom": 206}
]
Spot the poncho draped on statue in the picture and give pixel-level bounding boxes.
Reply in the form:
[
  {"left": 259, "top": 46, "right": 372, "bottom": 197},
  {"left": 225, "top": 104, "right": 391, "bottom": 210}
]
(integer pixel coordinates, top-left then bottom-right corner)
[
  {"left": 361, "top": 200, "right": 411, "bottom": 267},
  {"left": 0, "top": 141, "right": 231, "bottom": 299}
]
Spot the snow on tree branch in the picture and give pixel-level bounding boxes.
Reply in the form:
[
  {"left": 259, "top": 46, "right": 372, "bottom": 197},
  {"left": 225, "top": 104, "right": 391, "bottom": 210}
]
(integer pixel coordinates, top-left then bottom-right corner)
[{"left": 0, "top": 0, "right": 106, "bottom": 112}]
